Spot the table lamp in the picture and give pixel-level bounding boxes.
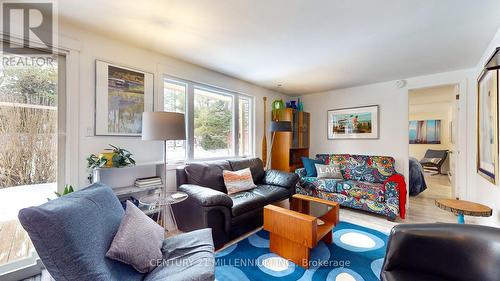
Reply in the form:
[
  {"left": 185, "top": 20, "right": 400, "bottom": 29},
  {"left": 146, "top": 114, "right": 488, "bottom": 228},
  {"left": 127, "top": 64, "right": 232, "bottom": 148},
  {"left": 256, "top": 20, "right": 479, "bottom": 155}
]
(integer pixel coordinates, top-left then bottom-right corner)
[{"left": 267, "top": 120, "right": 292, "bottom": 170}]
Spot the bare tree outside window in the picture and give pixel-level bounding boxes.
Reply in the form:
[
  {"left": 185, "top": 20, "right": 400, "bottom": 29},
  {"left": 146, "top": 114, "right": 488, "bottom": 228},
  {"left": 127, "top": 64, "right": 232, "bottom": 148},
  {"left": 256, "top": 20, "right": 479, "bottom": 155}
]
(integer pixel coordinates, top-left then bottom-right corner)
[{"left": 0, "top": 55, "right": 58, "bottom": 188}]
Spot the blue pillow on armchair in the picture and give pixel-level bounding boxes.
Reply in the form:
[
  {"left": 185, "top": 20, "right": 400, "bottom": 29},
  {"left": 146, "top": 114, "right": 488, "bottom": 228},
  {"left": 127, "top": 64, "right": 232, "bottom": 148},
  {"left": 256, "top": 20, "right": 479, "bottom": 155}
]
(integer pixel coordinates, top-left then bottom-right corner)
[{"left": 301, "top": 157, "right": 319, "bottom": 177}]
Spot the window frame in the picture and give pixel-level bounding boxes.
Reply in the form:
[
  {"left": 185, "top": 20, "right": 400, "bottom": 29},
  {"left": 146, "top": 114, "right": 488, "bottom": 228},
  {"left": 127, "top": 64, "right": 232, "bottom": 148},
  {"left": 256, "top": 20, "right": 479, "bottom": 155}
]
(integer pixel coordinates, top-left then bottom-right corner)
[{"left": 162, "top": 74, "right": 254, "bottom": 162}]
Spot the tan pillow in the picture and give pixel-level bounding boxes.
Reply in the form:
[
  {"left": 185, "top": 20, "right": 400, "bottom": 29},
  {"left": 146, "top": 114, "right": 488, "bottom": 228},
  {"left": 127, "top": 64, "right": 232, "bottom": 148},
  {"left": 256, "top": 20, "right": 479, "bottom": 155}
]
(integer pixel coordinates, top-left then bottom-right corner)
[
  {"left": 223, "top": 168, "right": 257, "bottom": 195},
  {"left": 106, "top": 201, "right": 164, "bottom": 273},
  {"left": 315, "top": 163, "right": 343, "bottom": 179}
]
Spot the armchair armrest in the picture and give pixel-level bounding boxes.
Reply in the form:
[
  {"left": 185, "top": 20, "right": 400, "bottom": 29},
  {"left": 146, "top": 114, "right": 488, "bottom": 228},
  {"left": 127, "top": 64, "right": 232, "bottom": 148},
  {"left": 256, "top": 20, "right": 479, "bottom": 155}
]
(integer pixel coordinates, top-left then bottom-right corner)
[
  {"left": 178, "top": 184, "right": 233, "bottom": 208},
  {"left": 263, "top": 169, "right": 299, "bottom": 189}
]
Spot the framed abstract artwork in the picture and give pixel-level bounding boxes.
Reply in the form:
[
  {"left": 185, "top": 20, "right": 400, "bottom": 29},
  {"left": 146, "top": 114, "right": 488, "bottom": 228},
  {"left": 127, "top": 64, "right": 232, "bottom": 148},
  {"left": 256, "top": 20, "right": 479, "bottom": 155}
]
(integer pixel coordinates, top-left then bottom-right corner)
[
  {"left": 95, "top": 60, "right": 154, "bottom": 136},
  {"left": 409, "top": 120, "right": 441, "bottom": 144},
  {"left": 477, "top": 68, "right": 498, "bottom": 184},
  {"left": 327, "top": 105, "right": 379, "bottom": 139}
]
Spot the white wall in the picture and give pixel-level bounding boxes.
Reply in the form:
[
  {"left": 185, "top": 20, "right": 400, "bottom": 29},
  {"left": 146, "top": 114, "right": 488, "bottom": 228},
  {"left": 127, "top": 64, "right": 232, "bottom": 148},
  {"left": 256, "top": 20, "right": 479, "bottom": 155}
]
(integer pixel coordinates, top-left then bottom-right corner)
[
  {"left": 300, "top": 82, "right": 408, "bottom": 177},
  {"left": 467, "top": 27, "right": 500, "bottom": 227},
  {"left": 58, "top": 22, "right": 287, "bottom": 189}
]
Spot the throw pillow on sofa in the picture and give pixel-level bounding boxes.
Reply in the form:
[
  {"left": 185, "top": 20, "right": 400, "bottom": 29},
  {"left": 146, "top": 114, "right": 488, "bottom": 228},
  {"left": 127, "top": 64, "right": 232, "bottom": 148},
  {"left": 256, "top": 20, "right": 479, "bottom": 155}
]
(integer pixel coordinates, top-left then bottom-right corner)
[
  {"left": 301, "top": 157, "right": 320, "bottom": 177},
  {"left": 106, "top": 201, "right": 164, "bottom": 273},
  {"left": 315, "top": 163, "right": 343, "bottom": 179},
  {"left": 223, "top": 168, "right": 257, "bottom": 194}
]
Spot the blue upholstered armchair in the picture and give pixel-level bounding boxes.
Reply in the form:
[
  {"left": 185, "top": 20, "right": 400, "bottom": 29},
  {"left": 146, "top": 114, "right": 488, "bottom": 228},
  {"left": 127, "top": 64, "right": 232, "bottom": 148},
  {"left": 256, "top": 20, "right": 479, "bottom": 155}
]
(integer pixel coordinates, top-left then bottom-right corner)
[{"left": 18, "top": 183, "right": 215, "bottom": 281}]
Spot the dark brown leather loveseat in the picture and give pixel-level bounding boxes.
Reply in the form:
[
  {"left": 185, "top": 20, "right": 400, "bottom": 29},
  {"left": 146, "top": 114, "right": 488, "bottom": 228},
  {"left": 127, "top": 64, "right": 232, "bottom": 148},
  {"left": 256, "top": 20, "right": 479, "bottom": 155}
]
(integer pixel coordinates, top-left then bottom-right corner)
[{"left": 172, "top": 158, "right": 299, "bottom": 248}]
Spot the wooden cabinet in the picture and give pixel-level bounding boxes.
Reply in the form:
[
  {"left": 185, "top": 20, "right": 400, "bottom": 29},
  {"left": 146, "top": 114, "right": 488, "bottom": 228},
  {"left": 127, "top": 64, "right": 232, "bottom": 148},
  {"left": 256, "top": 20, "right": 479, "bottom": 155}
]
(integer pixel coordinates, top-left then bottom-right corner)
[{"left": 271, "top": 108, "right": 310, "bottom": 172}]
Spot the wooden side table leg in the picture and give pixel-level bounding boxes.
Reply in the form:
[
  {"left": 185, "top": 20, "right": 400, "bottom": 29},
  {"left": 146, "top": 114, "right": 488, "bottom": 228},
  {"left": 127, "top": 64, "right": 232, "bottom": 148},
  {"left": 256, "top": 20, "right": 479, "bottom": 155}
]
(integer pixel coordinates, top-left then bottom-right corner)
[{"left": 269, "top": 233, "right": 311, "bottom": 269}]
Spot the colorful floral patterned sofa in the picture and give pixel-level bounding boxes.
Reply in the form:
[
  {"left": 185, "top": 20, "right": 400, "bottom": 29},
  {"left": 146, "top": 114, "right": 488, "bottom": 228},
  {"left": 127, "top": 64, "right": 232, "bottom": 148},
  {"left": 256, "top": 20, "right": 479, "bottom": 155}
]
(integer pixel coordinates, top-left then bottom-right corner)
[{"left": 295, "top": 154, "right": 405, "bottom": 220}]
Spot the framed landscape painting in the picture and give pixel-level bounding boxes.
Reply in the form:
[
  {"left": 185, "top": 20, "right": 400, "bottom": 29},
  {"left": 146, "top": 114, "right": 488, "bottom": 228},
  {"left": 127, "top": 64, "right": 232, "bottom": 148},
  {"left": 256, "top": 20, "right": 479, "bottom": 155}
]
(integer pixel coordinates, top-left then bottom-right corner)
[
  {"left": 327, "top": 105, "right": 379, "bottom": 139},
  {"left": 95, "top": 61, "right": 154, "bottom": 136},
  {"left": 477, "top": 69, "right": 498, "bottom": 184},
  {"left": 409, "top": 120, "right": 441, "bottom": 144}
]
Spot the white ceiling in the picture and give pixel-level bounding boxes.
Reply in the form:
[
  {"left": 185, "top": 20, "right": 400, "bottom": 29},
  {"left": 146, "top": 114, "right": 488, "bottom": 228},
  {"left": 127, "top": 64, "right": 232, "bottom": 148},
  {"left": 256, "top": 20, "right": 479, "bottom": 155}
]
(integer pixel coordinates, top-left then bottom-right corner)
[{"left": 58, "top": 0, "right": 500, "bottom": 95}]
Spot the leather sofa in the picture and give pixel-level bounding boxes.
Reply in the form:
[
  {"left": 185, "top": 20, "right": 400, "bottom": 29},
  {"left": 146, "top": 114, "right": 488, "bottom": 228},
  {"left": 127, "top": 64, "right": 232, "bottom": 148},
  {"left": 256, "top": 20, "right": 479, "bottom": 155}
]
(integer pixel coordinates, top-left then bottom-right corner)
[
  {"left": 173, "top": 158, "right": 299, "bottom": 248},
  {"left": 381, "top": 223, "right": 500, "bottom": 281}
]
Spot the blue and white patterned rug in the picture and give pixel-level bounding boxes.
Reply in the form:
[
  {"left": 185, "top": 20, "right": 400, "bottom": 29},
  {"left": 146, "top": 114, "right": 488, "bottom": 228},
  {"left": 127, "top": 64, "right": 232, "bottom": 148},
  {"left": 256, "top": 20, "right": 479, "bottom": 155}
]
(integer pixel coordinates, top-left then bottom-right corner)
[{"left": 215, "top": 221, "right": 388, "bottom": 281}]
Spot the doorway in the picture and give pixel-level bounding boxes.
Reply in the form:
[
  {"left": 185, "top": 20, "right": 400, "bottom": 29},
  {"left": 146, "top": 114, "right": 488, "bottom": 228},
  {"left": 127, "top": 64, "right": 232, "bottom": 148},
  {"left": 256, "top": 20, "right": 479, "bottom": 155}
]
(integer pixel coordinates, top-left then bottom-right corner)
[{"left": 407, "top": 84, "right": 459, "bottom": 222}]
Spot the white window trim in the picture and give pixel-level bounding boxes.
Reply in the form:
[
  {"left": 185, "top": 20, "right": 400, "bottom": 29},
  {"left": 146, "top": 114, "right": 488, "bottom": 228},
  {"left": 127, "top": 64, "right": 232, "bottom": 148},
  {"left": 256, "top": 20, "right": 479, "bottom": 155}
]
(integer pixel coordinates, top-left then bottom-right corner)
[{"left": 161, "top": 74, "right": 255, "bottom": 162}]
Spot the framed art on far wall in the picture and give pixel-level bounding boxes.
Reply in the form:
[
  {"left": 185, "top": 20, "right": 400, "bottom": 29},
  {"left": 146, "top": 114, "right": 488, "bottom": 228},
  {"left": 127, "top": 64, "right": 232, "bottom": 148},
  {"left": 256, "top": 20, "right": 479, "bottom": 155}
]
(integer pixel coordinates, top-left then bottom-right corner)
[
  {"left": 327, "top": 105, "right": 379, "bottom": 139},
  {"left": 95, "top": 60, "right": 154, "bottom": 136},
  {"left": 477, "top": 68, "right": 498, "bottom": 184},
  {"left": 409, "top": 120, "right": 441, "bottom": 144}
]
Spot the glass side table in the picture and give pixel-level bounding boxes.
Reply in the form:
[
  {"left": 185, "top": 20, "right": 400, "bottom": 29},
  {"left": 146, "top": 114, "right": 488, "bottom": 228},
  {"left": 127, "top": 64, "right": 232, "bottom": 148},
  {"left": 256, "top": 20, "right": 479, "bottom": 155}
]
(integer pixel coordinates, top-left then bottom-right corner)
[{"left": 139, "top": 191, "right": 188, "bottom": 237}]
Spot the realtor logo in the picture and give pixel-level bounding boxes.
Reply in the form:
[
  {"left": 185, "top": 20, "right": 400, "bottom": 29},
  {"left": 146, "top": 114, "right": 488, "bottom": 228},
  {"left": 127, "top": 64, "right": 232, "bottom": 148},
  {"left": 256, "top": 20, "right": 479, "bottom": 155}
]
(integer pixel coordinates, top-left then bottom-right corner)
[{"left": 1, "top": 2, "right": 54, "bottom": 54}]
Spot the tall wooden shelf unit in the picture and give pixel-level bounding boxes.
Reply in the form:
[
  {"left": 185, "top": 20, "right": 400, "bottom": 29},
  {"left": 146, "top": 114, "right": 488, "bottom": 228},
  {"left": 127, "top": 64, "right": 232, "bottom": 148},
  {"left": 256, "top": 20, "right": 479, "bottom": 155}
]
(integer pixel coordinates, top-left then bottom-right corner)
[{"left": 271, "top": 108, "right": 310, "bottom": 172}]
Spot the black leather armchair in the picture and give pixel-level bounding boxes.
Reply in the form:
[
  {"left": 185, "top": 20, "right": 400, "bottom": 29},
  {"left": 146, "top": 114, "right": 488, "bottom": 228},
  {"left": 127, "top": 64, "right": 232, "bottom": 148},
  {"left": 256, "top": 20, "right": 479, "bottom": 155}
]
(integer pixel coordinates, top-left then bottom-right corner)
[
  {"left": 381, "top": 223, "right": 500, "bottom": 281},
  {"left": 172, "top": 158, "right": 299, "bottom": 248}
]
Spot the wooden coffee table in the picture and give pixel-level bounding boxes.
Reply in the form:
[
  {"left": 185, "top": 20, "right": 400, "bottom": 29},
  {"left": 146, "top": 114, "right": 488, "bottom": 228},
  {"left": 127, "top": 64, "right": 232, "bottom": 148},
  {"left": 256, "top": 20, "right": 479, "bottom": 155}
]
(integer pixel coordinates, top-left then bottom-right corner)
[
  {"left": 435, "top": 199, "right": 492, "bottom": 224},
  {"left": 263, "top": 194, "right": 339, "bottom": 268}
]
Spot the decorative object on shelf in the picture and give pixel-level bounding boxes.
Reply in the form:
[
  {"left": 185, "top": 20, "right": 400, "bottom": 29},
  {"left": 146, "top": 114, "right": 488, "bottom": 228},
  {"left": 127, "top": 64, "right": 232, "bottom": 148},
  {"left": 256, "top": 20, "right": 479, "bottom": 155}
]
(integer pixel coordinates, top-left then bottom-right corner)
[
  {"left": 262, "top": 97, "right": 268, "bottom": 168},
  {"left": 271, "top": 99, "right": 285, "bottom": 120},
  {"left": 87, "top": 154, "right": 107, "bottom": 170},
  {"left": 327, "top": 105, "right": 379, "bottom": 139},
  {"left": 142, "top": 111, "right": 186, "bottom": 194},
  {"left": 477, "top": 68, "right": 498, "bottom": 184},
  {"left": 435, "top": 198, "right": 492, "bottom": 224},
  {"left": 135, "top": 176, "right": 162, "bottom": 188},
  {"left": 95, "top": 60, "right": 154, "bottom": 136},
  {"left": 271, "top": 108, "right": 310, "bottom": 172},
  {"left": 98, "top": 151, "right": 116, "bottom": 168},
  {"left": 297, "top": 97, "right": 304, "bottom": 112},
  {"left": 267, "top": 121, "right": 292, "bottom": 170},
  {"left": 409, "top": 120, "right": 441, "bottom": 144},
  {"left": 86, "top": 144, "right": 136, "bottom": 182},
  {"left": 286, "top": 100, "right": 297, "bottom": 109},
  {"left": 108, "top": 144, "right": 136, "bottom": 167}
]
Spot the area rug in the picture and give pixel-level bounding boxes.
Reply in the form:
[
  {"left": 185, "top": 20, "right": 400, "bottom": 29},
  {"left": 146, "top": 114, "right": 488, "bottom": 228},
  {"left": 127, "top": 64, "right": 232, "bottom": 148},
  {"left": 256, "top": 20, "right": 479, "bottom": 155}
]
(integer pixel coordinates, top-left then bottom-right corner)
[{"left": 215, "top": 221, "right": 388, "bottom": 281}]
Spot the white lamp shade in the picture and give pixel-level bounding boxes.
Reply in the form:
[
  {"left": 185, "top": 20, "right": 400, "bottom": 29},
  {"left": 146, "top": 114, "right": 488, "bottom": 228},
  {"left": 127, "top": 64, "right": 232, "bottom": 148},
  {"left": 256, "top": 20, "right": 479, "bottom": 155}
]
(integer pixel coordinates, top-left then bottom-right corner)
[{"left": 141, "top": 112, "right": 186, "bottom": 141}]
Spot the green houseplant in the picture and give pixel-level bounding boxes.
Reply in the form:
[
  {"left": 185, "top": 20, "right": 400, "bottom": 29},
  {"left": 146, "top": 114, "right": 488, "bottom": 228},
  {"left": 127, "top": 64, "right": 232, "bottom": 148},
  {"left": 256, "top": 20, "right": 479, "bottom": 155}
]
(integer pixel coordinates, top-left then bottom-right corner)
[{"left": 86, "top": 144, "right": 136, "bottom": 182}]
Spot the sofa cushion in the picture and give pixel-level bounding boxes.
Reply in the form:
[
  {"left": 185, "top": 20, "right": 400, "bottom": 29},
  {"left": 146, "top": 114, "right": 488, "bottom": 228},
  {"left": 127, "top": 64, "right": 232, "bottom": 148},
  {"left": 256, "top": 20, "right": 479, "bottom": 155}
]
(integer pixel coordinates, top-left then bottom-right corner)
[
  {"left": 184, "top": 160, "right": 231, "bottom": 193},
  {"left": 18, "top": 183, "right": 144, "bottom": 281},
  {"left": 301, "top": 157, "right": 320, "bottom": 177},
  {"left": 315, "top": 163, "right": 343, "bottom": 179},
  {"left": 223, "top": 168, "right": 257, "bottom": 195},
  {"left": 229, "top": 191, "right": 267, "bottom": 217},
  {"left": 370, "top": 156, "right": 396, "bottom": 182},
  {"left": 316, "top": 154, "right": 350, "bottom": 167},
  {"left": 106, "top": 201, "right": 164, "bottom": 273},
  {"left": 144, "top": 229, "right": 215, "bottom": 281},
  {"left": 251, "top": 184, "right": 290, "bottom": 203},
  {"left": 299, "top": 177, "right": 342, "bottom": 193},
  {"left": 228, "top": 158, "right": 265, "bottom": 183},
  {"left": 337, "top": 180, "right": 385, "bottom": 203}
]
